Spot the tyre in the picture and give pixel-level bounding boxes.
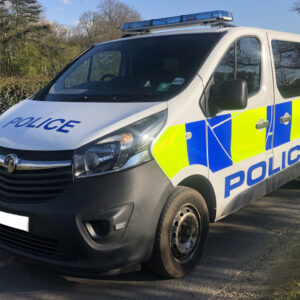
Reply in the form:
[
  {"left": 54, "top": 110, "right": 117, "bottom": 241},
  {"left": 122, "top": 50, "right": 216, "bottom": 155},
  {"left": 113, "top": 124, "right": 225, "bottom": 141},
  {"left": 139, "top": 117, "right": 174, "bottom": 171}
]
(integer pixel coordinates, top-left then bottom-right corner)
[{"left": 148, "top": 186, "right": 209, "bottom": 279}]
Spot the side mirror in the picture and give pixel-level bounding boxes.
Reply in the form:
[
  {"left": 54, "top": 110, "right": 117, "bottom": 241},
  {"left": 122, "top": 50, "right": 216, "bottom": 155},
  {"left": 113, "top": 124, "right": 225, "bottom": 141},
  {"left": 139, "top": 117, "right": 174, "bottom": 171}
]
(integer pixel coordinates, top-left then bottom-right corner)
[{"left": 215, "top": 80, "right": 248, "bottom": 111}]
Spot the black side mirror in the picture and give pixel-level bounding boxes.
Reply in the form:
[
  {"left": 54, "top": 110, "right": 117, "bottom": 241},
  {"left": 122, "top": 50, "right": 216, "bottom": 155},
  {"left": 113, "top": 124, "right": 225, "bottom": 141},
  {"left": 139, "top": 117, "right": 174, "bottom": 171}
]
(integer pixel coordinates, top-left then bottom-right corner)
[{"left": 215, "top": 79, "right": 248, "bottom": 111}]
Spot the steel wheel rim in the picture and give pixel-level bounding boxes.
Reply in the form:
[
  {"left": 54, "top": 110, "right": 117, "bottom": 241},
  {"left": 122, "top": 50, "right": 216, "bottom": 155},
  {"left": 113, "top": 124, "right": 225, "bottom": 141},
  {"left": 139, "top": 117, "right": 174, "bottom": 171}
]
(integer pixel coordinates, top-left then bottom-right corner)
[{"left": 170, "top": 204, "right": 201, "bottom": 263}]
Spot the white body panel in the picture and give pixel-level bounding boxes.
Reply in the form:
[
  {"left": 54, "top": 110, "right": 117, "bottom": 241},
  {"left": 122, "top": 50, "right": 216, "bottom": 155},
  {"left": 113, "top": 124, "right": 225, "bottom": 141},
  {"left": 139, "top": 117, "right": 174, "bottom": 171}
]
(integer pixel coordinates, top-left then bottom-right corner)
[
  {"left": 0, "top": 100, "right": 167, "bottom": 150},
  {"left": 1, "top": 26, "right": 300, "bottom": 222}
]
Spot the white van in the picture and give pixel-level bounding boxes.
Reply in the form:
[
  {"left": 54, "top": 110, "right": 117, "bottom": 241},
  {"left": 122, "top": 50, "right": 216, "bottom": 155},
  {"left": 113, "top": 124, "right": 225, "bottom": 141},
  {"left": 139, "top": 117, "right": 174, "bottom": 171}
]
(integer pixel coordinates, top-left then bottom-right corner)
[{"left": 0, "top": 11, "right": 299, "bottom": 278}]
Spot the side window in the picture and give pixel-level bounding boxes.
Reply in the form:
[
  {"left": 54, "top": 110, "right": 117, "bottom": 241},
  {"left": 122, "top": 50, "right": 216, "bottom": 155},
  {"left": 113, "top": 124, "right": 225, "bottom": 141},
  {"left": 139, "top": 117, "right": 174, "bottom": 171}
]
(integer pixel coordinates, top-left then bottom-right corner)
[
  {"left": 237, "top": 38, "right": 261, "bottom": 94},
  {"left": 214, "top": 45, "right": 235, "bottom": 83},
  {"left": 213, "top": 37, "right": 261, "bottom": 95},
  {"left": 272, "top": 40, "right": 300, "bottom": 98},
  {"left": 202, "top": 37, "right": 261, "bottom": 116}
]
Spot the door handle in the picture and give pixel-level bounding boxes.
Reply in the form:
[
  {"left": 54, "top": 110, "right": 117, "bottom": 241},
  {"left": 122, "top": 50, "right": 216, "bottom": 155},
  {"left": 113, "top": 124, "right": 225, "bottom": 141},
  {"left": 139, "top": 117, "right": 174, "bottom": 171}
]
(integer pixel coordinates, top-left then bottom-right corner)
[
  {"left": 256, "top": 119, "right": 269, "bottom": 130},
  {"left": 280, "top": 113, "right": 292, "bottom": 124}
]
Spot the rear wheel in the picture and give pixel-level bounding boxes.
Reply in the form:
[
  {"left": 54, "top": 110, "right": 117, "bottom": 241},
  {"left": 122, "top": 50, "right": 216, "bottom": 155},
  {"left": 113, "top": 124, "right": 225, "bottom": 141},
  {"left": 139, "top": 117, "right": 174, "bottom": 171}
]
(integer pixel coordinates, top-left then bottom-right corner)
[{"left": 148, "top": 187, "right": 209, "bottom": 278}]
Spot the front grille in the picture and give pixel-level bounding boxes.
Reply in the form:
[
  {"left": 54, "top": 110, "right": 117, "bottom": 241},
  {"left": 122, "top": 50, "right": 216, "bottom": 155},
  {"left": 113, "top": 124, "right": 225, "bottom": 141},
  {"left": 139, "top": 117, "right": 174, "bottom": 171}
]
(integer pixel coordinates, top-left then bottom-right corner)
[
  {"left": 0, "top": 146, "right": 73, "bottom": 161},
  {"left": 0, "top": 224, "right": 68, "bottom": 257},
  {"left": 0, "top": 166, "right": 73, "bottom": 203}
]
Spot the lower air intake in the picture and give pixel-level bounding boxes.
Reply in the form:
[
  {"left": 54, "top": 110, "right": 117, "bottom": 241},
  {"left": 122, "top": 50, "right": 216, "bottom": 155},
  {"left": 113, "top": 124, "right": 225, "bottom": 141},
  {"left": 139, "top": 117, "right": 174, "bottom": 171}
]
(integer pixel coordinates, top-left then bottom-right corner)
[{"left": 0, "top": 224, "right": 68, "bottom": 257}]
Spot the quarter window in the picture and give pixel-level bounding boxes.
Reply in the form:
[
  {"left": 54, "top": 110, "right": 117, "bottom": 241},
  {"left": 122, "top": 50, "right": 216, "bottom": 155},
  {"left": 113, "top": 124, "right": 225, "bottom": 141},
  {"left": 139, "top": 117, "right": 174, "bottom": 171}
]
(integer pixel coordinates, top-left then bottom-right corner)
[{"left": 272, "top": 40, "right": 300, "bottom": 98}]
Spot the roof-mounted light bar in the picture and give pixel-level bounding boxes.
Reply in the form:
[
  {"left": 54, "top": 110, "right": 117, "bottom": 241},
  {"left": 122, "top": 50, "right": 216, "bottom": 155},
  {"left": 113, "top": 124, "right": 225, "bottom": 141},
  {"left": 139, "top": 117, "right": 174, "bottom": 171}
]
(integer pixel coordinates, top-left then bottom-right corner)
[{"left": 122, "top": 10, "right": 233, "bottom": 33}]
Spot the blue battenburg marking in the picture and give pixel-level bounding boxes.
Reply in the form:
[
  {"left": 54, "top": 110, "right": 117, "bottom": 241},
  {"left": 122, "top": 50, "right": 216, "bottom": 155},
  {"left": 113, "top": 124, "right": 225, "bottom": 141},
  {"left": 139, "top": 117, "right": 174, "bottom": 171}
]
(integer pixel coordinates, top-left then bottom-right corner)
[
  {"left": 208, "top": 117, "right": 232, "bottom": 173},
  {"left": 207, "top": 114, "right": 231, "bottom": 128},
  {"left": 273, "top": 102, "right": 292, "bottom": 148},
  {"left": 186, "top": 120, "right": 207, "bottom": 167},
  {"left": 266, "top": 105, "right": 273, "bottom": 151}
]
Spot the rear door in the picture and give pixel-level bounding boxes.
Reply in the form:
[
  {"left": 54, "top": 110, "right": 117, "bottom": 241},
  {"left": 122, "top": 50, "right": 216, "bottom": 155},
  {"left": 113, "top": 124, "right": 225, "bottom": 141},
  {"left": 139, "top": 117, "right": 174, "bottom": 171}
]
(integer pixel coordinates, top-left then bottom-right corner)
[{"left": 268, "top": 33, "right": 300, "bottom": 185}]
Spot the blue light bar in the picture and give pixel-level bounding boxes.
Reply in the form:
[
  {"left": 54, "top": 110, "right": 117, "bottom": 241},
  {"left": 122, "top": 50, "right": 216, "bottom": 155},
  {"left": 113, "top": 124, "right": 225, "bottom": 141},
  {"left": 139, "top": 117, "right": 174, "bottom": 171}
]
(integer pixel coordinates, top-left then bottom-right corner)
[
  {"left": 183, "top": 11, "right": 233, "bottom": 23},
  {"left": 152, "top": 16, "right": 181, "bottom": 26},
  {"left": 122, "top": 10, "right": 233, "bottom": 33}
]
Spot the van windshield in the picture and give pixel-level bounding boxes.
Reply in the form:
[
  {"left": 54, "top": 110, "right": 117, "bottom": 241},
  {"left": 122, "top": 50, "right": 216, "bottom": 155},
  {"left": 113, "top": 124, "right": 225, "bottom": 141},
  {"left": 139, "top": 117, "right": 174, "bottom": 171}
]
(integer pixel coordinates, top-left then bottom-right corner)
[{"left": 37, "top": 33, "right": 223, "bottom": 103}]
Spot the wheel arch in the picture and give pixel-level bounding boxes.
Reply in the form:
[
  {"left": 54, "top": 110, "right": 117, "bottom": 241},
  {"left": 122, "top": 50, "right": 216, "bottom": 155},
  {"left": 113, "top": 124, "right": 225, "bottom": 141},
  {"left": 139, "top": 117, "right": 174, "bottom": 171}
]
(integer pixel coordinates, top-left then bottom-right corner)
[{"left": 178, "top": 175, "right": 216, "bottom": 222}]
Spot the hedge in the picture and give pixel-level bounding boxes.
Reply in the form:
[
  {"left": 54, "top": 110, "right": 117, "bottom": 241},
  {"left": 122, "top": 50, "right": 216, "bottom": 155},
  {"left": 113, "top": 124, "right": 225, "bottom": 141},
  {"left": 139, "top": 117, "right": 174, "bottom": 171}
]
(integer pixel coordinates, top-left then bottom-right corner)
[{"left": 0, "top": 77, "right": 50, "bottom": 114}]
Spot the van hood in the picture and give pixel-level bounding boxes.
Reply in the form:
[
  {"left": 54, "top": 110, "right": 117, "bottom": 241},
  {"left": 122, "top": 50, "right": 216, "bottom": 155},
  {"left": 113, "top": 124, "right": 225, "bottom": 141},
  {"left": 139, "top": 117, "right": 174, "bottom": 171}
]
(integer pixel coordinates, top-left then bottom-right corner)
[{"left": 0, "top": 100, "right": 167, "bottom": 151}]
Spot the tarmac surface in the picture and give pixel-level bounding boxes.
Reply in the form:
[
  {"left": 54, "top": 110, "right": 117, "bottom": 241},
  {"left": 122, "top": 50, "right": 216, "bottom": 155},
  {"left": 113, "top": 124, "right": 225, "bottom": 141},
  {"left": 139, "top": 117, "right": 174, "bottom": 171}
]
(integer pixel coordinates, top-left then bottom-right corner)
[{"left": 0, "top": 179, "right": 299, "bottom": 299}]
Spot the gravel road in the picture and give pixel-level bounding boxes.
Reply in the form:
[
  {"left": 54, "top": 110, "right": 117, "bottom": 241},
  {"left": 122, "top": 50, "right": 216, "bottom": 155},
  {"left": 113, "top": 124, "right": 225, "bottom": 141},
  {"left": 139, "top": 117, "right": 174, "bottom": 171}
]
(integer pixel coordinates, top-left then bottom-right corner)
[{"left": 0, "top": 179, "right": 299, "bottom": 300}]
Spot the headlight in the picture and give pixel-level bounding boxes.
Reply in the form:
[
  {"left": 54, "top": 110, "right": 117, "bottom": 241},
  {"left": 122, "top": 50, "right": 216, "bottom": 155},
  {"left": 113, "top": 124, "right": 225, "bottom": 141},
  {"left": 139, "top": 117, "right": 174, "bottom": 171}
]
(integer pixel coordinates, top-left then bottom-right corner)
[{"left": 73, "top": 110, "right": 167, "bottom": 177}]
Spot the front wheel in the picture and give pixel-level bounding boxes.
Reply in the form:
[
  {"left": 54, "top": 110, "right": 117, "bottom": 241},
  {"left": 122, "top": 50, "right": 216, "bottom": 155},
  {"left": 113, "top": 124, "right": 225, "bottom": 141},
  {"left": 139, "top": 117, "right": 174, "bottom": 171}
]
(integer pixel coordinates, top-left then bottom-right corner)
[{"left": 148, "top": 187, "right": 209, "bottom": 278}]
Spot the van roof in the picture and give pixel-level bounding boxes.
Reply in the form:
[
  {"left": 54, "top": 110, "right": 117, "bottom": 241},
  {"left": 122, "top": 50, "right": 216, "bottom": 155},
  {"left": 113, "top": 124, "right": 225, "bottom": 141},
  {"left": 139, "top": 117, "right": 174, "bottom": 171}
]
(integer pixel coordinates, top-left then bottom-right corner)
[
  {"left": 95, "top": 26, "right": 300, "bottom": 47},
  {"left": 129, "top": 26, "right": 300, "bottom": 38}
]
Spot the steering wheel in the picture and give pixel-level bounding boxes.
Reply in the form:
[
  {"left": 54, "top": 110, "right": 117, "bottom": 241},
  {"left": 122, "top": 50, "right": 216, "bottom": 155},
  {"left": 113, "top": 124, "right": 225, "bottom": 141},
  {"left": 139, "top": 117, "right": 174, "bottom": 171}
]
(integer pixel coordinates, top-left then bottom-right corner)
[{"left": 101, "top": 73, "right": 117, "bottom": 81}]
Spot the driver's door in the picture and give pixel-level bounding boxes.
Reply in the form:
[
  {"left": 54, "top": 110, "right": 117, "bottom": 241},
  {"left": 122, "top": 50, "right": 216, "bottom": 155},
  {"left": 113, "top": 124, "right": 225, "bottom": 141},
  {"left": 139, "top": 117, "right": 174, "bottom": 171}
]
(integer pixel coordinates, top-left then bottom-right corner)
[{"left": 205, "top": 35, "right": 274, "bottom": 217}]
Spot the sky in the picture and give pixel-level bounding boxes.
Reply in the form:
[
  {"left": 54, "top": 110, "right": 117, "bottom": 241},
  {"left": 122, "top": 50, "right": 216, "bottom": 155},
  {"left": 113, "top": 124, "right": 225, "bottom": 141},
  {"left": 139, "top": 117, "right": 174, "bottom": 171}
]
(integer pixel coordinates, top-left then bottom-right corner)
[{"left": 39, "top": 0, "right": 300, "bottom": 34}]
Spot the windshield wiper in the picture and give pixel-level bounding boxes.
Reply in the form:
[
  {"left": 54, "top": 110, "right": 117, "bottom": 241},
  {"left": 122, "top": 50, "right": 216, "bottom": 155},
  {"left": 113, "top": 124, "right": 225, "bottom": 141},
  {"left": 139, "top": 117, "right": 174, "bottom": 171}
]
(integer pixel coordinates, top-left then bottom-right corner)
[{"left": 115, "top": 93, "right": 159, "bottom": 102}]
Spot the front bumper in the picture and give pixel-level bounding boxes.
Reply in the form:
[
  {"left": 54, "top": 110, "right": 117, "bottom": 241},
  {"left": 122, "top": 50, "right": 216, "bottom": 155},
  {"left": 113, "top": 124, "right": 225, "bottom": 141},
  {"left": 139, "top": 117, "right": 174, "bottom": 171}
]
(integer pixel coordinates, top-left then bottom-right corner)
[{"left": 0, "top": 160, "right": 173, "bottom": 277}]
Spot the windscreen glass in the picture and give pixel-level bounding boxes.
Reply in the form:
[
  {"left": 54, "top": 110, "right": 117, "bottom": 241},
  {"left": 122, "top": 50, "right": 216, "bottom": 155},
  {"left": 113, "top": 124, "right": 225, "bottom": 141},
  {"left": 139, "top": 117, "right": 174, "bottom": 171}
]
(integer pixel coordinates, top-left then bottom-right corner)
[{"left": 38, "top": 33, "right": 223, "bottom": 103}]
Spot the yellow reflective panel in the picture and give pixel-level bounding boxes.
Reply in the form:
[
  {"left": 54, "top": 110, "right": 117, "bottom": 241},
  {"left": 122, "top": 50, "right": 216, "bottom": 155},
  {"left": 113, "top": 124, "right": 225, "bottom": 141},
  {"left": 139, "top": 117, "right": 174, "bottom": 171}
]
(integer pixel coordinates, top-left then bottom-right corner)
[
  {"left": 291, "top": 99, "right": 300, "bottom": 141},
  {"left": 231, "top": 107, "right": 267, "bottom": 164},
  {"left": 153, "top": 125, "right": 189, "bottom": 179}
]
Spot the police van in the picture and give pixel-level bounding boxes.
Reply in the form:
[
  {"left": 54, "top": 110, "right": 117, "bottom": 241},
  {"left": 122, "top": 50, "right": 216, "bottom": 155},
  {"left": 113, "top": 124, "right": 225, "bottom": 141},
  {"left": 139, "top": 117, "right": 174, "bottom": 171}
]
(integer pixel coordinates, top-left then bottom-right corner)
[{"left": 0, "top": 10, "right": 299, "bottom": 279}]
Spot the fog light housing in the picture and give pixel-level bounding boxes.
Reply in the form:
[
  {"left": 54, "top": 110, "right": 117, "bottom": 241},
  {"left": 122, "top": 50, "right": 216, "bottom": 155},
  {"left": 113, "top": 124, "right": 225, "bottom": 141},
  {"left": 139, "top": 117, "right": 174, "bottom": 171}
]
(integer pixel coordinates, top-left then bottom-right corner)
[
  {"left": 86, "top": 220, "right": 111, "bottom": 238},
  {"left": 84, "top": 203, "right": 133, "bottom": 245}
]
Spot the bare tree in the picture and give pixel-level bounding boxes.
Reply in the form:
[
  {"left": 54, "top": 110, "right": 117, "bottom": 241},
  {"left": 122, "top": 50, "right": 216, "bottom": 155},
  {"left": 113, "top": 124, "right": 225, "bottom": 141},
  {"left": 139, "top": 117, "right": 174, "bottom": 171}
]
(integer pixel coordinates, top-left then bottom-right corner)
[
  {"left": 76, "top": 0, "right": 141, "bottom": 49},
  {"left": 292, "top": 0, "right": 300, "bottom": 13},
  {"left": 77, "top": 11, "right": 101, "bottom": 47},
  {"left": 97, "top": 0, "right": 141, "bottom": 41}
]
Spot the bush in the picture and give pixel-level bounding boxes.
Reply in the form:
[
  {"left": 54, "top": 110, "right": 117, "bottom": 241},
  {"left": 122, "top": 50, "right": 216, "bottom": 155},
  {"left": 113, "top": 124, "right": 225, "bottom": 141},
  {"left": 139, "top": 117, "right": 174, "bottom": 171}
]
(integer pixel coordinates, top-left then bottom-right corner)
[{"left": 0, "top": 77, "right": 50, "bottom": 114}]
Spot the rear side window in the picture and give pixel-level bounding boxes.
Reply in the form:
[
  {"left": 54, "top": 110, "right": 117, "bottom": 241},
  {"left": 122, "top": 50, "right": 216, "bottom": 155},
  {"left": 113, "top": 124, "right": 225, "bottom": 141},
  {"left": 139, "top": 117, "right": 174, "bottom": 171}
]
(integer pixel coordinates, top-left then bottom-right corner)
[{"left": 272, "top": 40, "right": 300, "bottom": 98}]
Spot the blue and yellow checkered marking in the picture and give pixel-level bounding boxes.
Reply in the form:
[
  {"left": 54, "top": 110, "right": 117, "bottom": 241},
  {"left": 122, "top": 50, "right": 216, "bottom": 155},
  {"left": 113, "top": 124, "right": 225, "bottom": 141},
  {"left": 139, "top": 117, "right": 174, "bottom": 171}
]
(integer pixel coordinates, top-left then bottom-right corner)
[
  {"left": 153, "top": 100, "right": 300, "bottom": 179},
  {"left": 208, "top": 115, "right": 232, "bottom": 172},
  {"left": 273, "top": 102, "right": 292, "bottom": 148},
  {"left": 185, "top": 121, "right": 207, "bottom": 167},
  {"left": 266, "top": 105, "right": 274, "bottom": 151},
  {"left": 291, "top": 99, "right": 300, "bottom": 141}
]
